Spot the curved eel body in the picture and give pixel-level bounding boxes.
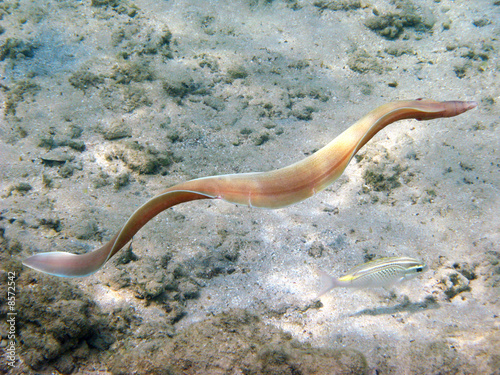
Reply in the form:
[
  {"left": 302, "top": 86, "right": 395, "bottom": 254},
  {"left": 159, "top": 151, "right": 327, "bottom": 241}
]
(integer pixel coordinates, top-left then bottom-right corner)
[{"left": 23, "top": 99, "right": 477, "bottom": 277}]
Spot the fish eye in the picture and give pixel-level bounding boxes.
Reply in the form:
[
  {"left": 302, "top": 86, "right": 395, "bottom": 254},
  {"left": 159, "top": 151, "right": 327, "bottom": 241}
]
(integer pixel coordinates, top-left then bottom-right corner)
[{"left": 416, "top": 267, "right": 424, "bottom": 272}]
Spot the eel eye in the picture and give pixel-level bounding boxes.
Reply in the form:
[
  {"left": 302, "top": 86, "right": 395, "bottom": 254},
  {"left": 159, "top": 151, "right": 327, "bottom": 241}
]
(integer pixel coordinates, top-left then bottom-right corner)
[{"left": 416, "top": 267, "right": 423, "bottom": 272}]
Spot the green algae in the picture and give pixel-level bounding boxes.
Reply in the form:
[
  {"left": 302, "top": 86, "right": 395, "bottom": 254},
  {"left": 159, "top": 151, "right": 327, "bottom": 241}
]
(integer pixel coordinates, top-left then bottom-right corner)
[
  {"left": 91, "top": 0, "right": 138, "bottom": 17},
  {"left": 313, "top": 0, "right": 363, "bottom": 11},
  {"left": 291, "top": 104, "right": 317, "bottom": 120},
  {"left": 363, "top": 169, "right": 401, "bottom": 192},
  {"left": 111, "top": 59, "right": 155, "bottom": 84},
  {"left": 69, "top": 70, "right": 105, "bottom": 91},
  {"left": 364, "top": 1, "right": 435, "bottom": 40},
  {"left": 196, "top": 53, "right": 220, "bottom": 72},
  {"left": 227, "top": 65, "right": 249, "bottom": 81},
  {"left": 104, "top": 140, "right": 177, "bottom": 175},
  {"left": 113, "top": 25, "right": 172, "bottom": 59},
  {"left": 254, "top": 132, "right": 271, "bottom": 146},
  {"left": 162, "top": 72, "right": 210, "bottom": 103},
  {"left": 122, "top": 85, "right": 152, "bottom": 111},
  {"left": 362, "top": 164, "right": 406, "bottom": 193},
  {"left": 102, "top": 120, "right": 132, "bottom": 141},
  {"left": 347, "top": 50, "right": 385, "bottom": 74},
  {"left": 453, "top": 41, "right": 495, "bottom": 78},
  {"left": 0, "top": 37, "right": 37, "bottom": 60},
  {"left": 4, "top": 79, "right": 40, "bottom": 117}
]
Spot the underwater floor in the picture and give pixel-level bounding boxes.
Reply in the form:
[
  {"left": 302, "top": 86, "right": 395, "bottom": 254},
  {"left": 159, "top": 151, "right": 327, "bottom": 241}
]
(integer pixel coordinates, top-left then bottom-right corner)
[{"left": 0, "top": 0, "right": 499, "bottom": 373}]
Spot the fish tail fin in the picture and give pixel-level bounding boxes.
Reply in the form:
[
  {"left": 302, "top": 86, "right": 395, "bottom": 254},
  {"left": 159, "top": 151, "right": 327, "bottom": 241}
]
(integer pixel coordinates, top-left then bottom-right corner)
[{"left": 315, "top": 268, "right": 341, "bottom": 298}]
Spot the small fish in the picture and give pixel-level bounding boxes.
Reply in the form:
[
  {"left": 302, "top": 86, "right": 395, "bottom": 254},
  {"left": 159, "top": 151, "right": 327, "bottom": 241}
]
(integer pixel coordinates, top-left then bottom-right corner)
[{"left": 317, "top": 256, "right": 428, "bottom": 297}]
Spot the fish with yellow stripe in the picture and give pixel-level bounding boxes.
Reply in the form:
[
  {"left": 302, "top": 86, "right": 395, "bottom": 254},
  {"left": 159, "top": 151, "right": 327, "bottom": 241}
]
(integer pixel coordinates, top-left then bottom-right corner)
[{"left": 317, "top": 256, "right": 428, "bottom": 297}]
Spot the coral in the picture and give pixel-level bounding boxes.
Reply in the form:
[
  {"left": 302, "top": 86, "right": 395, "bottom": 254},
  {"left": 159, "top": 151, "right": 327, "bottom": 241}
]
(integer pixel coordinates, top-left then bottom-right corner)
[
  {"left": 313, "top": 0, "right": 363, "bottom": 11},
  {"left": 4, "top": 79, "right": 40, "bottom": 117},
  {"left": 0, "top": 38, "right": 37, "bottom": 60},
  {"left": 111, "top": 59, "right": 155, "bottom": 84},
  {"left": 104, "top": 140, "right": 177, "bottom": 175},
  {"left": 0, "top": 271, "right": 117, "bottom": 372},
  {"left": 108, "top": 309, "right": 368, "bottom": 375},
  {"left": 347, "top": 50, "right": 385, "bottom": 74},
  {"left": 68, "top": 70, "right": 104, "bottom": 91},
  {"left": 364, "top": 1, "right": 435, "bottom": 40}
]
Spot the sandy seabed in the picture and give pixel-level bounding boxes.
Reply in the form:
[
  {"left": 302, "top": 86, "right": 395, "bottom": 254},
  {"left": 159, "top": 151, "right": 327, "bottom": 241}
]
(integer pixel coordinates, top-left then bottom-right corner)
[{"left": 0, "top": 0, "right": 499, "bottom": 374}]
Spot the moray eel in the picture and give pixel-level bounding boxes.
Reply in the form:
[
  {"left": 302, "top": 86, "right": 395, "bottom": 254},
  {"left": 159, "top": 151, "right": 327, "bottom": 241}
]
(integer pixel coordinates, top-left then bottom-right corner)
[{"left": 23, "top": 99, "right": 477, "bottom": 277}]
